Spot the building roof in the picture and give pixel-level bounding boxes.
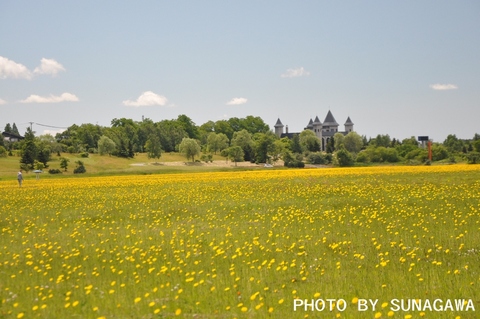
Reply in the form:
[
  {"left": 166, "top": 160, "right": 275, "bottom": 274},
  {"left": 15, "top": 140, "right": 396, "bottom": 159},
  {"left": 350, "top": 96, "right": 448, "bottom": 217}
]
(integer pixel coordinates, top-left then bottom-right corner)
[
  {"left": 313, "top": 116, "right": 322, "bottom": 124},
  {"left": 323, "top": 110, "right": 339, "bottom": 126},
  {"left": 2, "top": 131, "right": 24, "bottom": 140},
  {"left": 344, "top": 116, "right": 353, "bottom": 125},
  {"left": 306, "top": 118, "right": 313, "bottom": 129},
  {"left": 274, "top": 118, "right": 284, "bottom": 127}
]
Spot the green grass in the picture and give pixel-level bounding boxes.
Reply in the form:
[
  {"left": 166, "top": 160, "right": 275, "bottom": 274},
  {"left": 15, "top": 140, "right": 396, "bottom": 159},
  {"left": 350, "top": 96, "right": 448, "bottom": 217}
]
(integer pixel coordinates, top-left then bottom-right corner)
[{"left": 0, "top": 152, "right": 261, "bottom": 181}]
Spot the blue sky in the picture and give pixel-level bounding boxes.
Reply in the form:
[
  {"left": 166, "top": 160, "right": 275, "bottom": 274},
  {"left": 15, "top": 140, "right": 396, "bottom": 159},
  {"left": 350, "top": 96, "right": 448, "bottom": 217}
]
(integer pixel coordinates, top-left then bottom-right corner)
[{"left": 1, "top": 1, "right": 479, "bottom": 142}]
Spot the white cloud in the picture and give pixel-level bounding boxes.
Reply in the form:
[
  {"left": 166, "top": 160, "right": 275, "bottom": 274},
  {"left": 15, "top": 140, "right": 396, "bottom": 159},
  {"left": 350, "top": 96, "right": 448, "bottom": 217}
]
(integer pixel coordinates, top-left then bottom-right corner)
[
  {"left": 226, "top": 97, "right": 248, "bottom": 105},
  {"left": 430, "top": 84, "right": 458, "bottom": 90},
  {"left": 0, "top": 98, "right": 6, "bottom": 105},
  {"left": 281, "top": 67, "right": 310, "bottom": 78},
  {"left": 20, "top": 93, "right": 79, "bottom": 103},
  {"left": 0, "top": 56, "right": 32, "bottom": 79},
  {"left": 34, "top": 58, "right": 66, "bottom": 76},
  {"left": 123, "top": 91, "right": 168, "bottom": 107}
]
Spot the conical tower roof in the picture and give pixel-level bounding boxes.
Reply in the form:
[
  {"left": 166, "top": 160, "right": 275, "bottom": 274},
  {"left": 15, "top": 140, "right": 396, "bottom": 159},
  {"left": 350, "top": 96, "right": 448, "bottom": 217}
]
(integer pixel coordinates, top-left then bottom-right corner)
[
  {"left": 313, "top": 116, "right": 322, "bottom": 124},
  {"left": 323, "top": 110, "right": 339, "bottom": 126},
  {"left": 344, "top": 116, "right": 353, "bottom": 125},
  {"left": 274, "top": 118, "right": 284, "bottom": 127},
  {"left": 306, "top": 118, "right": 314, "bottom": 129}
]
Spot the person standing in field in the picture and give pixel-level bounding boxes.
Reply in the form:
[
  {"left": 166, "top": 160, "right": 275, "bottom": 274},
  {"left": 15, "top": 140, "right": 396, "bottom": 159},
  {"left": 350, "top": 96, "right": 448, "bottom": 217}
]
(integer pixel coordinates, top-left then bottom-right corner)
[{"left": 17, "top": 170, "right": 23, "bottom": 187}]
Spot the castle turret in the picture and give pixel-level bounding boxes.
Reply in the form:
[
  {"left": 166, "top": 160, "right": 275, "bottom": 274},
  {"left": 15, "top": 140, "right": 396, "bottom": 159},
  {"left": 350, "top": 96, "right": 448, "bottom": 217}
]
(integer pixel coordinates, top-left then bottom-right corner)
[
  {"left": 274, "top": 118, "right": 284, "bottom": 137},
  {"left": 344, "top": 116, "right": 354, "bottom": 133},
  {"left": 322, "top": 110, "right": 339, "bottom": 133},
  {"left": 312, "top": 116, "right": 323, "bottom": 138}
]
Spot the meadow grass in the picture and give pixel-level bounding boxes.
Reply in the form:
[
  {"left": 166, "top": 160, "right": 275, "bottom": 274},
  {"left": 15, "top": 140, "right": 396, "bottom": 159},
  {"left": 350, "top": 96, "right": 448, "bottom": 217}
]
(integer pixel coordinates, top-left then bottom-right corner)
[{"left": 1, "top": 165, "right": 479, "bottom": 318}]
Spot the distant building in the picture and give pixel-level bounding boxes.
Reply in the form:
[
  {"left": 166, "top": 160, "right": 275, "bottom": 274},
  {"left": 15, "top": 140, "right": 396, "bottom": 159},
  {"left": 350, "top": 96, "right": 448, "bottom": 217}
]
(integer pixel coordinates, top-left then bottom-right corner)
[
  {"left": 274, "top": 110, "right": 354, "bottom": 151},
  {"left": 2, "top": 131, "right": 24, "bottom": 142}
]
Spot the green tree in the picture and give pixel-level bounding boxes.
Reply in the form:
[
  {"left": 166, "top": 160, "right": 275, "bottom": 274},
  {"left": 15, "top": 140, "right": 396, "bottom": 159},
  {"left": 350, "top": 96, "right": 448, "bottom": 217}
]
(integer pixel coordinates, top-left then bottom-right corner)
[
  {"left": 206, "top": 132, "right": 229, "bottom": 154},
  {"left": 335, "top": 147, "right": 354, "bottom": 167},
  {"left": 98, "top": 136, "right": 117, "bottom": 156},
  {"left": 290, "top": 134, "right": 303, "bottom": 154},
  {"left": 343, "top": 131, "right": 363, "bottom": 154},
  {"left": 299, "top": 130, "right": 321, "bottom": 152},
  {"left": 4, "top": 123, "right": 12, "bottom": 133},
  {"left": 20, "top": 128, "right": 37, "bottom": 170},
  {"left": 60, "top": 157, "right": 70, "bottom": 171},
  {"left": 177, "top": 114, "right": 199, "bottom": 139},
  {"left": 145, "top": 134, "right": 162, "bottom": 162},
  {"left": 231, "top": 130, "right": 255, "bottom": 162},
  {"left": 333, "top": 132, "right": 345, "bottom": 150},
  {"left": 179, "top": 138, "right": 201, "bottom": 162},
  {"left": 225, "top": 146, "right": 244, "bottom": 166},
  {"left": 443, "top": 134, "right": 463, "bottom": 153},
  {"left": 12, "top": 123, "right": 20, "bottom": 135},
  {"left": 253, "top": 132, "right": 276, "bottom": 163}
]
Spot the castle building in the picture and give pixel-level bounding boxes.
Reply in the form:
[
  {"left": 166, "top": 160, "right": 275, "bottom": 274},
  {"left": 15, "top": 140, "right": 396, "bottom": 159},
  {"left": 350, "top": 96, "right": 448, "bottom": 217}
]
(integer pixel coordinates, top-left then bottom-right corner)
[{"left": 274, "top": 110, "right": 354, "bottom": 151}]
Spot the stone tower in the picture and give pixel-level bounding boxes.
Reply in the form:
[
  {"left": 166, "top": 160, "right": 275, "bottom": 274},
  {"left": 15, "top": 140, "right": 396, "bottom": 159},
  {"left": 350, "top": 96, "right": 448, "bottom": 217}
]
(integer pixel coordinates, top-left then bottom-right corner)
[
  {"left": 274, "top": 118, "right": 284, "bottom": 137},
  {"left": 312, "top": 116, "right": 323, "bottom": 139},
  {"left": 344, "top": 116, "right": 354, "bottom": 133}
]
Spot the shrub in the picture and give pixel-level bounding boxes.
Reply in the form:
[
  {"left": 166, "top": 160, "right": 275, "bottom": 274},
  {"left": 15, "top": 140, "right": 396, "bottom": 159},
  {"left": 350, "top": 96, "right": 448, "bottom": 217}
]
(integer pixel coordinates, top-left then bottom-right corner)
[
  {"left": 80, "top": 152, "right": 89, "bottom": 158},
  {"left": 335, "top": 148, "right": 354, "bottom": 167},
  {"left": 307, "top": 152, "right": 327, "bottom": 165},
  {"left": 73, "top": 160, "right": 86, "bottom": 174},
  {"left": 48, "top": 169, "right": 62, "bottom": 174},
  {"left": 0, "top": 146, "right": 7, "bottom": 157}
]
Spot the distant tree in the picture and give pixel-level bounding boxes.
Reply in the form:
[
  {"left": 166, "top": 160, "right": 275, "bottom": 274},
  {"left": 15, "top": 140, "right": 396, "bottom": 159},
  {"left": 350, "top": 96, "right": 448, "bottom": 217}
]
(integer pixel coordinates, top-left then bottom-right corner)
[
  {"left": 179, "top": 138, "right": 201, "bottom": 162},
  {"left": 73, "top": 160, "right": 86, "bottom": 174},
  {"left": 12, "top": 123, "right": 20, "bottom": 135},
  {"left": 206, "top": 132, "right": 229, "bottom": 154},
  {"left": 231, "top": 130, "right": 255, "bottom": 162},
  {"left": 37, "top": 147, "right": 51, "bottom": 168},
  {"left": 4, "top": 123, "right": 12, "bottom": 133},
  {"left": 443, "top": 134, "right": 463, "bottom": 153},
  {"left": 333, "top": 132, "right": 345, "bottom": 150},
  {"left": 60, "top": 157, "right": 70, "bottom": 171},
  {"left": 431, "top": 144, "right": 449, "bottom": 161},
  {"left": 98, "top": 136, "right": 116, "bottom": 156},
  {"left": 177, "top": 114, "right": 199, "bottom": 139},
  {"left": 290, "top": 134, "right": 303, "bottom": 154},
  {"left": 145, "top": 134, "right": 162, "bottom": 162},
  {"left": 299, "top": 130, "right": 321, "bottom": 152},
  {"left": 253, "top": 132, "right": 276, "bottom": 163},
  {"left": 214, "top": 120, "right": 235, "bottom": 141},
  {"left": 371, "top": 134, "right": 391, "bottom": 148},
  {"left": 473, "top": 139, "right": 480, "bottom": 153},
  {"left": 343, "top": 131, "right": 363, "bottom": 154},
  {"left": 335, "top": 147, "right": 354, "bottom": 167},
  {"left": 20, "top": 128, "right": 37, "bottom": 170},
  {"left": 326, "top": 136, "right": 335, "bottom": 153},
  {"left": 225, "top": 146, "right": 244, "bottom": 166}
]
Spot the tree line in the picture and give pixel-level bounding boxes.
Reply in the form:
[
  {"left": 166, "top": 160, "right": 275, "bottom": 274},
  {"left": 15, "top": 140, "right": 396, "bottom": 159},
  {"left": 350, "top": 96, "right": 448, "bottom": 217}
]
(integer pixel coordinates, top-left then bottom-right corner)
[{"left": 1, "top": 114, "right": 480, "bottom": 169}]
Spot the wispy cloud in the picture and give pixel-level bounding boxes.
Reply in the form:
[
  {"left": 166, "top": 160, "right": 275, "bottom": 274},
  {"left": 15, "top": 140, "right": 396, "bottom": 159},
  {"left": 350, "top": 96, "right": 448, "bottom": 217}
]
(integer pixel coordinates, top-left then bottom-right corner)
[
  {"left": 34, "top": 58, "right": 66, "bottom": 76},
  {"left": 0, "top": 56, "right": 32, "bottom": 79},
  {"left": 430, "top": 83, "right": 458, "bottom": 91},
  {"left": 123, "top": 91, "right": 168, "bottom": 107},
  {"left": 226, "top": 97, "right": 248, "bottom": 105},
  {"left": 0, "top": 98, "right": 7, "bottom": 105},
  {"left": 281, "top": 67, "right": 310, "bottom": 78},
  {"left": 20, "top": 93, "right": 79, "bottom": 103}
]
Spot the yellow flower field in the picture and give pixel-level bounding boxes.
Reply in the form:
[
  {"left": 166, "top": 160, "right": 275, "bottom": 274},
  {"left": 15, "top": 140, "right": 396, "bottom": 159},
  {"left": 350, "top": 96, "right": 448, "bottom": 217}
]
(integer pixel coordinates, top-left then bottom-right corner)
[{"left": 1, "top": 165, "right": 479, "bottom": 318}]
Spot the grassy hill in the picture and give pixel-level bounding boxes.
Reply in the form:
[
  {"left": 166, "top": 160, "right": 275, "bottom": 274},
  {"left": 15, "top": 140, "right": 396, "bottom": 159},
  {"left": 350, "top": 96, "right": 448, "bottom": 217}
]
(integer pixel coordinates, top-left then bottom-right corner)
[{"left": 0, "top": 152, "right": 261, "bottom": 181}]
